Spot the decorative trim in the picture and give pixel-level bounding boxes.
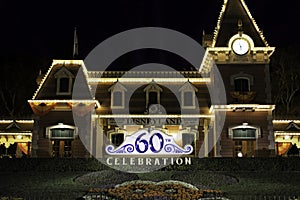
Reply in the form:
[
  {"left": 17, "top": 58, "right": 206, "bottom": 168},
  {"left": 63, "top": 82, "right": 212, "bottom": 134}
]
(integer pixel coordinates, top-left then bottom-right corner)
[
  {"left": 228, "top": 123, "right": 261, "bottom": 139},
  {"left": 46, "top": 123, "right": 78, "bottom": 139},
  {"left": 108, "top": 81, "right": 127, "bottom": 109},
  {"left": 212, "top": 0, "right": 269, "bottom": 47}
]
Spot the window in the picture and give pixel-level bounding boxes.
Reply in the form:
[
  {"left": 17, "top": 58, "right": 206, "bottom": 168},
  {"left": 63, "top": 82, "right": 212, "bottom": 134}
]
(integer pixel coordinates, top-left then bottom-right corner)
[
  {"left": 54, "top": 67, "right": 74, "bottom": 95},
  {"left": 109, "top": 81, "right": 127, "bottom": 109},
  {"left": 183, "top": 92, "right": 193, "bottom": 107},
  {"left": 111, "top": 133, "right": 124, "bottom": 147},
  {"left": 149, "top": 91, "right": 158, "bottom": 106},
  {"left": 182, "top": 133, "right": 195, "bottom": 155},
  {"left": 230, "top": 72, "right": 253, "bottom": 92},
  {"left": 50, "top": 128, "right": 74, "bottom": 139},
  {"left": 59, "top": 78, "right": 70, "bottom": 93},
  {"left": 46, "top": 123, "right": 78, "bottom": 139},
  {"left": 234, "top": 78, "right": 249, "bottom": 92},
  {"left": 179, "top": 81, "right": 198, "bottom": 109},
  {"left": 112, "top": 91, "right": 123, "bottom": 107},
  {"left": 232, "top": 128, "right": 256, "bottom": 139},
  {"left": 228, "top": 123, "right": 261, "bottom": 139},
  {"left": 144, "top": 81, "right": 162, "bottom": 110}
]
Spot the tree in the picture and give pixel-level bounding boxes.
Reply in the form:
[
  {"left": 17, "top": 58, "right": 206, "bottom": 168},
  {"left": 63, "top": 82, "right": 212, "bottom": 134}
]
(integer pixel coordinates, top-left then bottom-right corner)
[
  {"left": 0, "top": 54, "right": 50, "bottom": 118},
  {"left": 270, "top": 46, "right": 300, "bottom": 117}
]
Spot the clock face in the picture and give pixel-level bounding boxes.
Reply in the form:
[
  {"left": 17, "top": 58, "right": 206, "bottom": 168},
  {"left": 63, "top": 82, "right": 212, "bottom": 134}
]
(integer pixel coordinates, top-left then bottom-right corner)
[{"left": 232, "top": 38, "right": 250, "bottom": 55}]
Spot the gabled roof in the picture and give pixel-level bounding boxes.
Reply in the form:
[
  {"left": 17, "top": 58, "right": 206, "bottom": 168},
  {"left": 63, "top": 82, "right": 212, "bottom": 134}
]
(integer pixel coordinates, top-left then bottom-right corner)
[
  {"left": 212, "top": 0, "right": 269, "bottom": 47},
  {"left": 108, "top": 81, "right": 127, "bottom": 92},
  {"left": 0, "top": 120, "right": 33, "bottom": 134},
  {"left": 286, "top": 122, "right": 300, "bottom": 131},
  {"left": 143, "top": 80, "right": 163, "bottom": 92},
  {"left": 32, "top": 60, "right": 92, "bottom": 100},
  {"left": 179, "top": 81, "right": 198, "bottom": 92}
]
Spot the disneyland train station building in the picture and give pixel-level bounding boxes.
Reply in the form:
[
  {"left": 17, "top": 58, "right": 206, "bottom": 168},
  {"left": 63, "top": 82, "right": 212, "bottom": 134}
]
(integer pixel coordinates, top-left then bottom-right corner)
[{"left": 1, "top": 0, "right": 299, "bottom": 158}]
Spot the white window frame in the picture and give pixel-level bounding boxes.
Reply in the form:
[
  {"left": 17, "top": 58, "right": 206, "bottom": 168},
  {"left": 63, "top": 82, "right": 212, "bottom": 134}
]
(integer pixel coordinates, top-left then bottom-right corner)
[
  {"left": 179, "top": 81, "right": 198, "bottom": 109},
  {"left": 54, "top": 67, "right": 74, "bottom": 95},
  {"left": 144, "top": 81, "right": 163, "bottom": 109},
  {"left": 228, "top": 123, "right": 261, "bottom": 139},
  {"left": 108, "top": 81, "right": 127, "bottom": 109},
  {"left": 179, "top": 127, "right": 197, "bottom": 155},
  {"left": 46, "top": 123, "right": 78, "bottom": 139}
]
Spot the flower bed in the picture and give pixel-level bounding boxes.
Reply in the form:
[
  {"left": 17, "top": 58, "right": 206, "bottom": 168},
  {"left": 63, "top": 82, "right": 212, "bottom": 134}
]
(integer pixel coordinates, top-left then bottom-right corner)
[{"left": 87, "top": 180, "right": 224, "bottom": 200}]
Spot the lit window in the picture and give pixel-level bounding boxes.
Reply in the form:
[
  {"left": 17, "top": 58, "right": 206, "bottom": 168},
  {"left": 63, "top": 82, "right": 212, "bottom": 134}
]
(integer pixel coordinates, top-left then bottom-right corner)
[
  {"left": 50, "top": 128, "right": 74, "bottom": 139},
  {"left": 46, "top": 123, "right": 78, "bottom": 139},
  {"left": 228, "top": 123, "right": 261, "bottom": 139}
]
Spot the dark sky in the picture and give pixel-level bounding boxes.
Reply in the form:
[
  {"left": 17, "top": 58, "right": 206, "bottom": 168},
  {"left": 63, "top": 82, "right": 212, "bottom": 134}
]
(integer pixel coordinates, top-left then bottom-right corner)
[
  {"left": 1, "top": 1, "right": 300, "bottom": 58},
  {"left": 1, "top": 0, "right": 300, "bottom": 67},
  {"left": 0, "top": 0, "right": 299, "bottom": 117}
]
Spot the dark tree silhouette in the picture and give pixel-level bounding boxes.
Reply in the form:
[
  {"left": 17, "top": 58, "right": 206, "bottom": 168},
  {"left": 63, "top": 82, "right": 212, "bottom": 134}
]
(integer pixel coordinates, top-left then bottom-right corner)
[
  {"left": 0, "top": 54, "right": 50, "bottom": 118},
  {"left": 287, "top": 144, "right": 299, "bottom": 156},
  {"left": 270, "top": 46, "right": 300, "bottom": 117}
]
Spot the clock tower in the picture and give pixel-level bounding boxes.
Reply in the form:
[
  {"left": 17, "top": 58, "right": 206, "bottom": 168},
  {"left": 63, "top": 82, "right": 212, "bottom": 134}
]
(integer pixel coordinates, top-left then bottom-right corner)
[{"left": 203, "top": 0, "right": 275, "bottom": 157}]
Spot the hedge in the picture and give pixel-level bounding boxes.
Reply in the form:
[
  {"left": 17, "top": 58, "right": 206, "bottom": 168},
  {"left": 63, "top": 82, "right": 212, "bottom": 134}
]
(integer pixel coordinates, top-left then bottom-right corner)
[{"left": 0, "top": 157, "right": 299, "bottom": 172}]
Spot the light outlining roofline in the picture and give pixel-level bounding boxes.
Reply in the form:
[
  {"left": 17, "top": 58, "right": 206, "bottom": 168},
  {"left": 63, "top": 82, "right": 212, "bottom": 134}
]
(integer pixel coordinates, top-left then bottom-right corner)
[
  {"left": 273, "top": 120, "right": 300, "bottom": 124},
  {"left": 212, "top": 0, "right": 269, "bottom": 47},
  {"left": 274, "top": 132, "right": 300, "bottom": 136},
  {"left": 32, "top": 60, "right": 92, "bottom": 100},
  {"left": 93, "top": 114, "right": 213, "bottom": 119},
  {"left": 210, "top": 104, "right": 275, "bottom": 113},
  {"left": 88, "top": 78, "right": 210, "bottom": 83},
  {"left": 28, "top": 99, "right": 100, "bottom": 108},
  {"left": 0, "top": 132, "right": 32, "bottom": 136}
]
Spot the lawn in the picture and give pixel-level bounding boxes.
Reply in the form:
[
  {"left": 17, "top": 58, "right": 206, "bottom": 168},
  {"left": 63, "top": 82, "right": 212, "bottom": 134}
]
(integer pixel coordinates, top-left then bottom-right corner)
[
  {"left": 1, "top": 158, "right": 300, "bottom": 199},
  {"left": 1, "top": 170, "right": 300, "bottom": 199}
]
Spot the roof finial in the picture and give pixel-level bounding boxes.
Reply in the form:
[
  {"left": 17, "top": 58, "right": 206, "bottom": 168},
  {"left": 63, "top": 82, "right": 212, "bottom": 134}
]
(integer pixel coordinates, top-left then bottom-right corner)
[
  {"left": 73, "top": 27, "right": 79, "bottom": 59},
  {"left": 238, "top": 19, "right": 243, "bottom": 36}
]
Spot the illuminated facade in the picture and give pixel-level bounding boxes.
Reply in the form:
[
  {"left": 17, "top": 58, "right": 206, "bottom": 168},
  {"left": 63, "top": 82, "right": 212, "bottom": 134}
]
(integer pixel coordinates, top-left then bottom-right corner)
[
  {"left": 25, "top": 0, "right": 280, "bottom": 158},
  {"left": 0, "top": 120, "right": 33, "bottom": 158}
]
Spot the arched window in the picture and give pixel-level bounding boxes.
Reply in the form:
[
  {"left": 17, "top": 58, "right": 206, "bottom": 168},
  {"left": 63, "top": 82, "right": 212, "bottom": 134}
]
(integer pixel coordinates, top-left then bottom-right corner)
[
  {"left": 108, "top": 128, "right": 126, "bottom": 147},
  {"left": 234, "top": 78, "right": 250, "bottom": 92},
  {"left": 111, "top": 133, "right": 124, "bottom": 147},
  {"left": 230, "top": 72, "right": 254, "bottom": 93}
]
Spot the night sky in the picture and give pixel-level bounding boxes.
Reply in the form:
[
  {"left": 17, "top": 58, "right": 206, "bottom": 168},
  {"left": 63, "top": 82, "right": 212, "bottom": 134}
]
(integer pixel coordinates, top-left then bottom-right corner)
[
  {"left": 0, "top": 0, "right": 299, "bottom": 116},
  {"left": 1, "top": 0, "right": 300, "bottom": 61}
]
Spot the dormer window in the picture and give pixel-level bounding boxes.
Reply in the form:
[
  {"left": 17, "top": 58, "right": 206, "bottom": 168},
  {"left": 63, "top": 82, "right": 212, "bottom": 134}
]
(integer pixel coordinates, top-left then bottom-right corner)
[
  {"left": 108, "top": 81, "right": 127, "bottom": 109},
  {"left": 59, "top": 78, "right": 70, "bottom": 93},
  {"left": 144, "top": 81, "right": 163, "bottom": 109},
  {"left": 179, "top": 81, "right": 198, "bottom": 109},
  {"left": 54, "top": 67, "right": 74, "bottom": 95}
]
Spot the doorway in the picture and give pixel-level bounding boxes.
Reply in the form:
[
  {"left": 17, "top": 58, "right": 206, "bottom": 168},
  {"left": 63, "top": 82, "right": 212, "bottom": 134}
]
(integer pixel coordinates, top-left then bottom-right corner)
[
  {"left": 234, "top": 140, "right": 256, "bottom": 157},
  {"left": 51, "top": 140, "right": 72, "bottom": 158}
]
